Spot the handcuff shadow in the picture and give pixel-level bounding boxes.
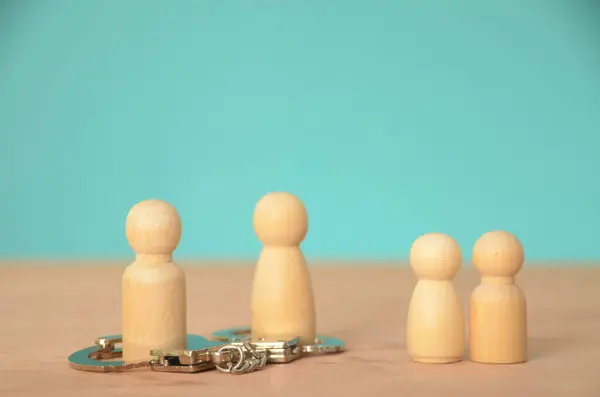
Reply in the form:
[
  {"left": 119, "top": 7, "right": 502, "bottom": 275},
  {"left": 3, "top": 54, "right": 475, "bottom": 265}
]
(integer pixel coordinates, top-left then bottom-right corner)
[{"left": 89, "top": 348, "right": 123, "bottom": 361}]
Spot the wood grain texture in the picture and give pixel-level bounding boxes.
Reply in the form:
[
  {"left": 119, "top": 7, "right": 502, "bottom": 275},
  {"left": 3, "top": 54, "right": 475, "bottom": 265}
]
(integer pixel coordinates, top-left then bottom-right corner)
[
  {"left": 1, "top": 264, "right": 599, "bottom": 397},
  {"left": 407, "top": 233, "right": 465, "bottom": 363},
  {"left": 122, "top": 199, "right": 187, "bottom": 362},
  {"left": 251, "top": 192, "right": 316, "bottom": 345}
]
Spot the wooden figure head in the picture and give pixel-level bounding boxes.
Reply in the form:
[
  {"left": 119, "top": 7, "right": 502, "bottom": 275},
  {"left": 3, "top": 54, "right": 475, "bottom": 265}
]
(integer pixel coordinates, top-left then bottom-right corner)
[
  {"left": 253, "top": 192, "right": 308, "bottom": 247},
  {"left": 410, "top": 233, "right": 462, "bottom": 280},
  {"left": 473, "top": 230, "right": 524, "bottom": 277},
  {"left": 125, "top": 199, "right": 182, "bottom": 255}
]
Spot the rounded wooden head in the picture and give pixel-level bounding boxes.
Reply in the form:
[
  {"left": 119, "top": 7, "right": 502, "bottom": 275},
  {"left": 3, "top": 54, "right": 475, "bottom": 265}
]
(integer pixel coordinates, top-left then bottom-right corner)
[
  {"left": 126, "top": 199, "right": 182, "bottom": 255},
  {"left": 473, "top": 230, "right": 524, "bottom": 277},
  {"left": 253, "top": 192, "right": 308, "bottom": 246},
  {"left": 410, "top": 233, "right": 462, "bottom": 280}
]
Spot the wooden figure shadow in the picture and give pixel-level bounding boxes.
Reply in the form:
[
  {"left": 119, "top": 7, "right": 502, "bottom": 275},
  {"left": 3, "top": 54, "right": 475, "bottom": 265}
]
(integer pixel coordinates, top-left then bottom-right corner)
[{"left": 526, "top": 337, "right": 575, "bottom": 361}]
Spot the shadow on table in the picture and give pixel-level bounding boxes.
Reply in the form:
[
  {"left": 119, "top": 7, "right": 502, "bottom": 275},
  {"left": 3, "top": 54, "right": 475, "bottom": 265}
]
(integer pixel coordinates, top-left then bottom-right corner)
[{"left": 528, "top": 337, "right": 574, "bottom": 361}]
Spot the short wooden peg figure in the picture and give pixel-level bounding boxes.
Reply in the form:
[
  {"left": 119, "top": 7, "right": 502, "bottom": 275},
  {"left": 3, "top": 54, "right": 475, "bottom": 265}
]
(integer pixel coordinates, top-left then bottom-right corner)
[
  {"left": 122, "top": 199, "right": 187, "bottom": 363},
  {"left": 251, "top": 192, "right": 316, "bottom": 345},
  {"left": 406, "top": 233, "right": 466, "bottom": 364},
  {"left": 470, "top": 230, "right": 527, "bottom": 364}
]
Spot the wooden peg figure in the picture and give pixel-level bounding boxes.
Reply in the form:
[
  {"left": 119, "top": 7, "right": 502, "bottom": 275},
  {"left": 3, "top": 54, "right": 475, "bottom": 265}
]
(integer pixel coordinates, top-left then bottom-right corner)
[
  {"left": 122, "top": 199, "right": 187, "bottom": 363},
  {"left": 470, "top": 230, "right": 527, "bottom": 364},
  {"left": 251, "top": 192, "right": 316, "bottom": 345},
  {"left": 407, "top": 233, "right": 466, "bottom": 364}
]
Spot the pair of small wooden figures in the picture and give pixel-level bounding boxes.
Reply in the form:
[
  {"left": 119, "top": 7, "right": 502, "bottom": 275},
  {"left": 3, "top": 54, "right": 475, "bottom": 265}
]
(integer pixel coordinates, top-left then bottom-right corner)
[{"left": 407, "top": 231, "right": 527, "bottom": 365}]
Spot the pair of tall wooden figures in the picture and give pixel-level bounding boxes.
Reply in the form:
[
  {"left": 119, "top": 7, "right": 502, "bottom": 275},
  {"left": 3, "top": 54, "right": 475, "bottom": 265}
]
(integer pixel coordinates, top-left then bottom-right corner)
[
  {"left": 123, "top": 192, "right": 316, "bottom": 362},
  {"left": 123, "top": 192, "right": 526, "bottom": 365}
]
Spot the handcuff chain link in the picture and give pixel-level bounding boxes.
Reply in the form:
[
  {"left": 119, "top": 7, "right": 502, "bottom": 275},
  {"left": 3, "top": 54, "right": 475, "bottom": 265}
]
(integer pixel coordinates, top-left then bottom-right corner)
[{"left": 213, "top": 342, "right": 268, "bottom": 374}]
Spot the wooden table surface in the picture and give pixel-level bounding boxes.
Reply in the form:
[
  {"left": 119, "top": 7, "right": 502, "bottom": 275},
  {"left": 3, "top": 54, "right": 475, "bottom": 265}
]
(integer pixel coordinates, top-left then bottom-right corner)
[{"left": 1, "top": 264, "right": 599, "bottom": 397}]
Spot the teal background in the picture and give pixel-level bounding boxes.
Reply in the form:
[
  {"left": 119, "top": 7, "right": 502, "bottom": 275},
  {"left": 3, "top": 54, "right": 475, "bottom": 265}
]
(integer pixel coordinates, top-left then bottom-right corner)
[{"left": 1, "top": 0, "right": 599, "bottom": 261}]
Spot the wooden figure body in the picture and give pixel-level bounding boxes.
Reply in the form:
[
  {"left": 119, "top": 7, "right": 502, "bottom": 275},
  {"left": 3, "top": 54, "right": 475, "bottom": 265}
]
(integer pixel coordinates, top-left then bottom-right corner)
[
  {"left": 470, "top": 230, "right": 527, "bottom": 364},
  {"left": 251, "top": 192, "right": 316, "bottom": 345},
  {"left": 122, "top": 199, "right": 187, "bottom": 363},
  {"left": 406, "top": 233, "right": 465, "bottom": 364}
]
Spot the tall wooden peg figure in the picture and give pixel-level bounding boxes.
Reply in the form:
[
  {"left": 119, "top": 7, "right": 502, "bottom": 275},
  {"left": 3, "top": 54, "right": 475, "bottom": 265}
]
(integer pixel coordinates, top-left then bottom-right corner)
[
  {"left": 122, "top": 199, "right": 187, "bottom": 363},
  {"left": 470, "top": 230, "right": 527, "bottom": 364},
  {"left": 407, "top": 233, "right": 466, "bottom": 364},
  {"left": 251, "top": 192, "right": 316, "bottom": 345}
]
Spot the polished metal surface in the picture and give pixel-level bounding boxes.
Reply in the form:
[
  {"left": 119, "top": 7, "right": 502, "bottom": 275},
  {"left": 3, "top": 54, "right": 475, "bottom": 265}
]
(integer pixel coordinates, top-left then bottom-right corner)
[
  {"left": 68, "top": 344, "right": 147, "bottom": 373},
  {"left": 211, "top": 326, "right": 345, "bottom": 356},
  {"left": 68, "top": 334, "right": 221, "bottom": 373},
  {"left": 303, "top": 336, "right": 345, "bottom": 354},
  {"left": 149, "top": 347, "right": 218, "bottom": 373},
  {"left": 150, "top": 342, "right": 267, "bottom": 374},
  {"left": 70, "top": 326, "right": 343, "bottom": 373},
  {"left": 227, "top": 337, "right": 301, "bottom": 363},
  {"left": 70, "top": 333, "right": 269, "bottom": 375}
]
